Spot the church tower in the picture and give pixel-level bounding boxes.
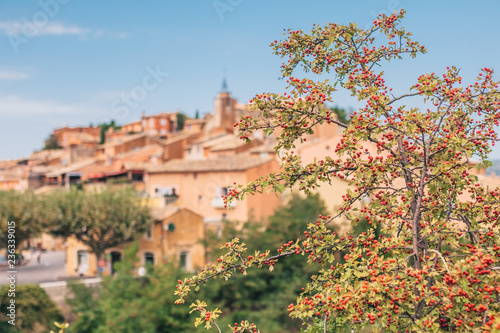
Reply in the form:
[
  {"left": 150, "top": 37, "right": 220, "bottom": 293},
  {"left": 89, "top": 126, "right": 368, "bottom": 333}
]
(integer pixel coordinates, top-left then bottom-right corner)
[{"left": 212, "top": 78, "right": 237, "bottom": 134}]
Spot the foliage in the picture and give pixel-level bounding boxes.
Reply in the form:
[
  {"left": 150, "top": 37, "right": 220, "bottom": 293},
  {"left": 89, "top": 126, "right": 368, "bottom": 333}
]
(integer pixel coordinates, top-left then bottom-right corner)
[
  {"left": 177, "top": 112, "right": 188, "bottom": 131},
  {"left": 199, "top": 194, "right": 330, "bottom": 332},
  {"left": 329, "top": 106, "right": 351, "bottom": 125},
  {"left": 66, "top": 242, "right": 194, "bottom": 333},
  {"left": 45, "top": 187, "right": 152, "bottom": 272},
  {"left": 65, "top": 279, "right": 103, "bottom": 333},
  {"left": 0, "top": 190, "right": 44, "bottom": 249},
  {"left": 98, "top": 120, "right": 121, "bottom": 144},
  {"left": 51, "top": 322, "right": 70, "bottom": 333},
  {"left": 43, "top": 133, "right": 62, "bottom": 150},
  {"left": 176, "top": 10, "right": 500, "bottom": 332},
  {"left": 0, "top": 284, "right": 63, "bottom": 332}
]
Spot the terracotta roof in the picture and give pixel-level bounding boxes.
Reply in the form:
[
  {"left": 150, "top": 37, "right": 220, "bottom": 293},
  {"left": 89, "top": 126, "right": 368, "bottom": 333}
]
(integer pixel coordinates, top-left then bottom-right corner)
[
  {"left": 159, "top": 132, "right": 196, "bottom": 145},
  {"left": 144, "top": 111, "right": 178, "bottom": 118},
  {"left": 150, "top": 205, "right": 203, "bottom": 221},
  {"left": 0, "top": 159, "right": 28, "bottom": 170},
  {"left": 147, "top": 153, "right": 273, "bottom": 173},
  {"left": 209, "top": 137, "right": 247, "bottom": 151},
  {"left": 83, "top": 161, "right": 124, "bottom": 178},
  {"left": 29, "top": 149, "right": 66, "bottom": 161},
  {"left": 116, "top": 144, "right": 163, "bottom": 159},
  {"left": 31, "top": 165, "right": 59, "bottom": 174},
  {"left": 191, "top": 133, "right": 234, "bottom": 146},
  {"left": 123, "top": 120, "right": 141, "bottom": 126},
  {"left": 99, "top": 133, "right": 147, "bottom": 148},
  {"left": 123, "top": 161, "right": 156, "bottom": 171},
  {"left": 45, "top": 158, "right": 99, "bottom": 177}
]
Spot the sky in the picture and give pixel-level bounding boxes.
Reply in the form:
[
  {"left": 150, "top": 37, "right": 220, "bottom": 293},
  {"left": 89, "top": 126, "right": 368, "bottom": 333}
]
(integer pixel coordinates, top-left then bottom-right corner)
[{"left": 0, "top": 0, "right": 500, "bottom": 160}]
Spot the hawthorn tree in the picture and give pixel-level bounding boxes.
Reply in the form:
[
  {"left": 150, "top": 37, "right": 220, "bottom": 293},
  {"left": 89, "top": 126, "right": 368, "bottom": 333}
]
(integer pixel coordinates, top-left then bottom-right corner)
[
  {"left": 176, "top": 10, "right": 500, "bottom": 333},
  {"left": 200, "top": 194, "right": 330, "bottom": 332}
]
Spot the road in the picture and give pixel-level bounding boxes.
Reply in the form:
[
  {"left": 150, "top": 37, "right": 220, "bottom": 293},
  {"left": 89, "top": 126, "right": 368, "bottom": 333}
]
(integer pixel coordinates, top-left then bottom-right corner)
[{"left": 0, "top": 251, "right": 67, "bottom": 285}]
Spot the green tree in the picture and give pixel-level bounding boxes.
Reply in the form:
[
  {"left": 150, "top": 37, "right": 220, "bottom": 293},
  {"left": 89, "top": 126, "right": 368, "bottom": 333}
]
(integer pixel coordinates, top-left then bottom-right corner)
[
  {"left": 66, "top": 242, "right": 193, "bottom": 333},
  {"left": 46, "top": 187, "right": 152, "bottom": 274},
  {"left": 176, "top": 10, "right": 500, "bottom": 332},
  {"left": 0, "top": 190, "right": 44, "bottom": 251},
  {"left": 177, "top": 112, "right": 188, "bottom": 131},
  {"left": 201, "top": 194, "right": 330, "bottom": 332},
  {"left": 329, "top": 106, "right": 351, "bottom": 125},
  {"left": 65, "top": 280, "right": 102, "bottom": 333},
  {"left": 98, "top": 120, "right": 121, "bottom": 144},
  {"left": 0, "top": 284, "right": 63, "bottom": 332},
  {"left": 43, "top": 133, "right": 62, "bottom": 150}
]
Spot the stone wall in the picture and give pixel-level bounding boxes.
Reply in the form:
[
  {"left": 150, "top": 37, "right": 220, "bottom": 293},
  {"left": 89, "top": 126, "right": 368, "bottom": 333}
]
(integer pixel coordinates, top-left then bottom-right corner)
[{"left": 40, "top": 277, "right": 102, "bottom": 320}]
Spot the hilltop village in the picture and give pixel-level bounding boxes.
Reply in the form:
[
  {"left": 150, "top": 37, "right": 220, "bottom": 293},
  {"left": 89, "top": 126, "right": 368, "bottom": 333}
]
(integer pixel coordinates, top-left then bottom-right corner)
[{"left": 2, "top": 83, "right": 499, "bottom": 277}]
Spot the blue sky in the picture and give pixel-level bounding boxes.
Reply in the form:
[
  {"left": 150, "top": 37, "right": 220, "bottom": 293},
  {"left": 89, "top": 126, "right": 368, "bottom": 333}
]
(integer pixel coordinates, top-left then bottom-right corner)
[{"left": 0, "top": 0, "right": 499, "bottom": 160}]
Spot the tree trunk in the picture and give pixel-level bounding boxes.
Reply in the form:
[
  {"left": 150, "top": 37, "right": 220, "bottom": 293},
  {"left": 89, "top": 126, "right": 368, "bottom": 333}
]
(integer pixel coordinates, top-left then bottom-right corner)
[{"left": 95, "top": 252, "right": 102, "bottom": 276}]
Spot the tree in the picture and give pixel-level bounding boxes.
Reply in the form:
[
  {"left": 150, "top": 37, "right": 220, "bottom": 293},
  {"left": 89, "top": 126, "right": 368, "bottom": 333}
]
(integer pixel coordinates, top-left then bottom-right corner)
[
  {"left": 98, "top": 120, "right": 121, "bottom": 144},
  {"left": 177, "top": 112, "right": 188, "bottom": 131},
  {"left": 0, "top": 284, "right": 63, "bottom": 332},
  {"left": 43, "top": 133, "right": 62, "bottom": 150},
  {"left": 329, "top": 106, "right": 351, "bottom": 125},
  {"left": 66, "top": 242, "right": 193, "bottom": 333},
  {"left": 200, "top": 194, "right": 330, "bottom": 332},
  {"left": 176, "top": 10, "right": 500, "bottom": 332},
  {"left": 0, "top": 190, "right": 44, "bottom": 251},
  {"left": 65, "top": 279, "right": 103, "bottom": 333},
  {"left": 46, "top": 187, "right": 152, "bottom": 274}
]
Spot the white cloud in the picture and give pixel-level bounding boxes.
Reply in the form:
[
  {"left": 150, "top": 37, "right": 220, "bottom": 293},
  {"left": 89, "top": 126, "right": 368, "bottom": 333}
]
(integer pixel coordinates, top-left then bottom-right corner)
[
  {"left": 0, "top": 22, "right": 21, "bottom": 35},
  {"left": 0, "top": 71, "right": 28, "bottom": 80},
  {"left": 0, "top": 21, "right": 88, "bottom": 37},
  {"left": 0, "top": 21, "right": 128, "bottom": 40},
  {"left": 38, "top": 22, "right": 89, "bottom": 36},
  {"left": 0, "top": 94, "right": 101, "bottom": 117}
]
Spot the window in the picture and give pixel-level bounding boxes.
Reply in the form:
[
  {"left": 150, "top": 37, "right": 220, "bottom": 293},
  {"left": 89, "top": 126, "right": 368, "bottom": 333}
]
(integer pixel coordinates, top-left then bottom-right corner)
[
  {"left": 144, "top": 225, "right": 153, "bottom": 239},
  {"left": 215, "top": 226, "right": 222, "bottom": 238},
  {"left": 131, "top": 173, "right": 143, "bottom": 181},
  {"left": 77, "top": 250, "right": 89, "bottom": 276},
  {"left": 160, "top": 129, "right": 166, "bottom": 136},
  {"left": 149, "top": 118, "right": 154, "bottom": 127},
  {"left": 153, "top": 186, "right": 178, "bottom": 198},
  {"left": 144, "top": 252, "right": 155, "bottom": 265},
  {"left": 160, "top": 119, "right": 166, "bottom": 126},
  {"left": 179, "top": 251, "right": 190, "bottom": 271},
  {"left": 110, "top": 251, "right": 122, "bottom": 274},
  {"left": 216, "top": 186, "right": 229, "bottom": 197},
  {"left": 212, "top": 187, "right": 236, "bottom": 208}
]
